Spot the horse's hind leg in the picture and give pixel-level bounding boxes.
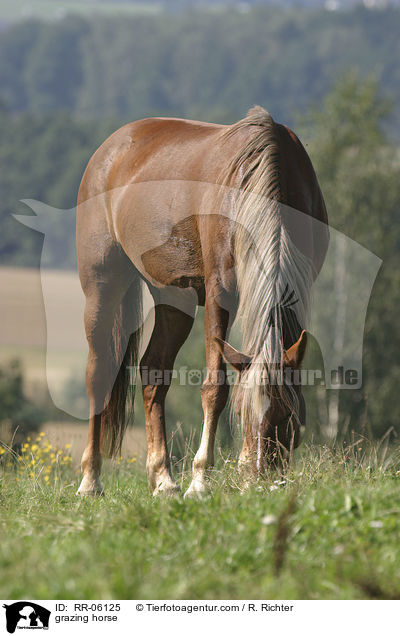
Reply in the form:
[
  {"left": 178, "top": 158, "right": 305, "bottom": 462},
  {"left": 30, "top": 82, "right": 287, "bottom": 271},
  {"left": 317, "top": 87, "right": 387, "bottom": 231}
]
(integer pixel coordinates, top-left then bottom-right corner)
[
  {"left": 141, "top": 300, "right": 194, "bottom": 496},
  {"left": 77, "top": 249, "right": 136, "bottom": 496}
]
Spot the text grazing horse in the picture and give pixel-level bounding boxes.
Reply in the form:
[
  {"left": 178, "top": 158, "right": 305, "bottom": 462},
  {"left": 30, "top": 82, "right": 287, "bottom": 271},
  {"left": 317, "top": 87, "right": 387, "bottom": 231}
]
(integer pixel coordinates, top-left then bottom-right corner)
[{"left": 76, "top": 106, "right": 329, "bottom": 497}]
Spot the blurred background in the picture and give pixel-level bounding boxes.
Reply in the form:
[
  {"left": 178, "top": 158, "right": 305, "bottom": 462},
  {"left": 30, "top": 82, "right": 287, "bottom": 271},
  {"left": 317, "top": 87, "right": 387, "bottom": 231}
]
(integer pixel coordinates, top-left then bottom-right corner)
[{"left": 0, "top": 0, "right": 399, "bottom": 462}]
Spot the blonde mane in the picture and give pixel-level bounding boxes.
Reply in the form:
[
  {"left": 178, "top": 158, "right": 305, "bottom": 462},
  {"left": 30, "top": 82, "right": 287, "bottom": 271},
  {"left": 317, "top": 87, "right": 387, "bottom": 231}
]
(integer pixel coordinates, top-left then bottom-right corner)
[{"left": 222, "top": 106, "right": 313, "bottom": 431}]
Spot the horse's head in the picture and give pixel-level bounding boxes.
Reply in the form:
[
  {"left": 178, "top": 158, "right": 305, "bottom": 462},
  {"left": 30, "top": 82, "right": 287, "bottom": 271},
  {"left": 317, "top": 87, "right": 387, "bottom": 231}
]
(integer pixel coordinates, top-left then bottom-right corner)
[{"left": 215, "top": 330, "right": 307, "bottom": 472}]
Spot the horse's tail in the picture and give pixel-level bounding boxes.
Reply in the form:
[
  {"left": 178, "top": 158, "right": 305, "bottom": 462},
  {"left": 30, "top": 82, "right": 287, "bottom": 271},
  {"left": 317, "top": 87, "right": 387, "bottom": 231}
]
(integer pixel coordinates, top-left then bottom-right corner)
[
  {"left": 222, "top": 106, "right": 313, "bottom": 427},
  {"left": 101, "top": 274, "right": 143, "bottom": 457}
]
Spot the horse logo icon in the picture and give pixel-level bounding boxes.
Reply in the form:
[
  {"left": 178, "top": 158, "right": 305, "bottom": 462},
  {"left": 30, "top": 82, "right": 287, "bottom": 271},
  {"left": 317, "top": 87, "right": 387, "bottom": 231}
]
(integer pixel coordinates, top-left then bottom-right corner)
[{"left": 2, "top": 602, "right": 50, "bottom": 633}]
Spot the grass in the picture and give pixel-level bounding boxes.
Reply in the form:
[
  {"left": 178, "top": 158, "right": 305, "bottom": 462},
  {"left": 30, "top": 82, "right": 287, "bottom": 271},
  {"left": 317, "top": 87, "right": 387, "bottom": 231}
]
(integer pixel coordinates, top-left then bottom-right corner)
[{"left": 1, "top": 435, "right": 400, "bottom": 600}]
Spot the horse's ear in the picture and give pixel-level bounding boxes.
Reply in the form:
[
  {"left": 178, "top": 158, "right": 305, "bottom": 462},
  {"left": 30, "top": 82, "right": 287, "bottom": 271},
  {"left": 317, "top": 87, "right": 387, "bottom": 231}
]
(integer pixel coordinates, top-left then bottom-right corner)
[
  {"left": 214, "top": 337, "right": 252, "bottom": 372},
  {"left": 284, "top": 330, "right": 308, "bottom": 369}
]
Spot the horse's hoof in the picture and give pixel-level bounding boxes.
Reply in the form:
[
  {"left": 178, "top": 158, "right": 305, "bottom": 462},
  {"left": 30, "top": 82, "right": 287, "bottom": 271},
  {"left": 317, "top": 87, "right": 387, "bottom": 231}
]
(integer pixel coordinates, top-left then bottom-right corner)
[
  {"left": 152, "top": 481, "right": 181, "bottom": 498},
  {"left": 184, "top": 478, "right": 208, "bottom": 499},
  {"left": 77, "top": 489, "right": 104, "bottom": 497},
  {"left": 77, "top": 477, "right": 104, "bottom": 497}
]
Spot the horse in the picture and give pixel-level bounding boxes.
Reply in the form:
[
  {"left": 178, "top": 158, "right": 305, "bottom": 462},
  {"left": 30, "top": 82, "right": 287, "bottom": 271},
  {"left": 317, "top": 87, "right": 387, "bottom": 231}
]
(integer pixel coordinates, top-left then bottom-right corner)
[{"left": 76, "top": 106, "right": 329, "bottom": 498}]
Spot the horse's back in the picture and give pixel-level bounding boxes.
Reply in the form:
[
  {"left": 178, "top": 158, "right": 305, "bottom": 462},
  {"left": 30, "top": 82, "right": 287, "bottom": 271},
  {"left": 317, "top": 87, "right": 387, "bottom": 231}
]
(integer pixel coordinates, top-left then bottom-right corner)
[
  {"left": 77, "top": 113, "right": 328, "bottom": 288},
  {"left": 78, "top": 117, "right": 227, "bottom": 204}
]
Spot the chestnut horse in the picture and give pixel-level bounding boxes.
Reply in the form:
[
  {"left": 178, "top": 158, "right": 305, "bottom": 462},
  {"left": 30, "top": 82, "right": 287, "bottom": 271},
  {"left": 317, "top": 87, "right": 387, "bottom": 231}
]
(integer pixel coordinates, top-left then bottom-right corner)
[{"left": 76, "top": 106, "right": 329, "bottom": 498}]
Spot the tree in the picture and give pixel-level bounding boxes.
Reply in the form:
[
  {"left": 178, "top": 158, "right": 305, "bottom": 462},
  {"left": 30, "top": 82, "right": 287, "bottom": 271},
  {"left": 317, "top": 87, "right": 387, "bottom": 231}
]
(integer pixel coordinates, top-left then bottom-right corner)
[
  {"left": 300, "top": 74, "right": 400, "bottom": 440},
  {"left": 0, "top": 360, "right": 43, "bottom": 447}
]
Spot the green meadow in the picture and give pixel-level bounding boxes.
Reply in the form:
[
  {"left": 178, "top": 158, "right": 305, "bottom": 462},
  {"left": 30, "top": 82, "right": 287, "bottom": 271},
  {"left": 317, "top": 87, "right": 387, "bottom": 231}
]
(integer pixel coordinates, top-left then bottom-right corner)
[{"left": 1, "top": 437, "right": 399, "bottom": 600}]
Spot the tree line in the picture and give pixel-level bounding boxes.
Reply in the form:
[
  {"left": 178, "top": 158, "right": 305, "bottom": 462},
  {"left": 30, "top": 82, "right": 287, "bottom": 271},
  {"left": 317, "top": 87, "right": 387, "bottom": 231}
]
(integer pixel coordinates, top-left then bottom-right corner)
[{"left": 1, "top": 7, "right": 400, "bottom": 127}]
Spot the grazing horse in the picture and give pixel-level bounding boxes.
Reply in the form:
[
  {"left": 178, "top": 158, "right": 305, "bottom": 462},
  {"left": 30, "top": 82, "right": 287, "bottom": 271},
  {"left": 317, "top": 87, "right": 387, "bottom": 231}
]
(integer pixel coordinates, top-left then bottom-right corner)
[{"left": 76, "top": 106, "right": 329, "bottom": 498}]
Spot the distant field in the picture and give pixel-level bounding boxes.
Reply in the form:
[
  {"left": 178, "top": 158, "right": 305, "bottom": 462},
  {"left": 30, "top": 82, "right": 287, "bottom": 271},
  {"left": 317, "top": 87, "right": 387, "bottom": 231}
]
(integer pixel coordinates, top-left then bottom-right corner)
[
  {"left": 42, "top": 421, "right": 147, "bottom": 465},
  {"left": 0, "top": 0, "right": 162, "bottom": 22},
  {"left": 0, "top": 266, "right": 86, "bottom": 393}
]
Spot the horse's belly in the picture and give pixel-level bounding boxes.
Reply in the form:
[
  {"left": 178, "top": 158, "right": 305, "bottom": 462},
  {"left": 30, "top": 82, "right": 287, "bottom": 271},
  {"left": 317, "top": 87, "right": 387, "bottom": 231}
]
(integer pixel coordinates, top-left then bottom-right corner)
[
  {"left": 112, "top": 181, "right": 204, "bottom": 291},
  {"left": 141, "top": 216, "right": 204, "bottom": 295}
]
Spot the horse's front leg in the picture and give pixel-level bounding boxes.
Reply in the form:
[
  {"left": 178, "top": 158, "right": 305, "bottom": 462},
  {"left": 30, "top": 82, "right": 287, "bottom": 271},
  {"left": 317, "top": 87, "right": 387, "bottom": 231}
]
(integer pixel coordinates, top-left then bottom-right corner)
[
  {"left": 184, "top": 286, "right": 231, "bottom": 498},
  {"left": 142, "top": 303, "right": 194, "bottom": 496}
]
